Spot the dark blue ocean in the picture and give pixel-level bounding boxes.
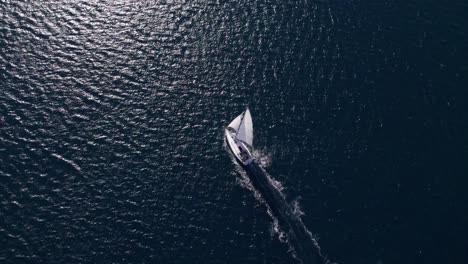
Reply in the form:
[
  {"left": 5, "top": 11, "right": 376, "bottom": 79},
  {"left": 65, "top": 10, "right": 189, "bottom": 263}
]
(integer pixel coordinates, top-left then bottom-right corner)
[{"left": 1, "top": 0, "right": 467, "bottom": 263}]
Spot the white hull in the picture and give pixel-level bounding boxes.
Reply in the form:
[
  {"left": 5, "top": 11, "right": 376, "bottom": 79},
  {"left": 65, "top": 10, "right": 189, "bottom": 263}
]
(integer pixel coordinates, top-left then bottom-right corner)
[{"left": 225, "top": 129, "right": 254, "bottom": 166}]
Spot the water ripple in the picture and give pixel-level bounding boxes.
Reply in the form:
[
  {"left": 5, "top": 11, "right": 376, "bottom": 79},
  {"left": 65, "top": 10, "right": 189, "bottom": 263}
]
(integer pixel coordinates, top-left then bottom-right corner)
[{"left": 1, "top": 0, "right": 466, "bottom": 263}]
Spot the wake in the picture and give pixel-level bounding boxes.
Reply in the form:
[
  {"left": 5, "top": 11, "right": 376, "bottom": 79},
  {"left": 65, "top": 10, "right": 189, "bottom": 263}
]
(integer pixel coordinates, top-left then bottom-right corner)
[{"left": 242, "top": 162, "right": 331, "bottom": 264}]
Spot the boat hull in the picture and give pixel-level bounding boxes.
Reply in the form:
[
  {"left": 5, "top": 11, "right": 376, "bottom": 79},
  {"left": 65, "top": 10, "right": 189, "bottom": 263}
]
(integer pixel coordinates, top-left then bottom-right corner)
[{"left": 225, "top": 129, "right": 254, "bottom": 166}]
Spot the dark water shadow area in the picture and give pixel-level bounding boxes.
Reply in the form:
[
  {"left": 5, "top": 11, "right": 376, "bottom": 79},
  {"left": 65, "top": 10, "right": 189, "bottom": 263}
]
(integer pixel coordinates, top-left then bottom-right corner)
[{"left": 243, "top": 162, "right": 332, "bottom": 264}]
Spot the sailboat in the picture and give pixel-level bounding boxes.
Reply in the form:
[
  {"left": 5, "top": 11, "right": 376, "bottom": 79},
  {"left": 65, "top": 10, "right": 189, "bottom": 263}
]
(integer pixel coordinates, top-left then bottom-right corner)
[{"left": 225, "top": 108, "right": 254, "bottom": 166}]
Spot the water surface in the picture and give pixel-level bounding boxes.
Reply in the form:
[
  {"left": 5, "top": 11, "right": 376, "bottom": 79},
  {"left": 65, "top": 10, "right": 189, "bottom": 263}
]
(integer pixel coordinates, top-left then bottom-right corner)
[{"left": 1, "top": 0, "right": 467, "bottom": 263}]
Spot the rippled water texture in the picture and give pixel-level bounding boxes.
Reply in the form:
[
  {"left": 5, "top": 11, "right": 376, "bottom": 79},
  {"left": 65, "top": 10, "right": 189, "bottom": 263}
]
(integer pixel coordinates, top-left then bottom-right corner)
[{"left": 1, "top": 0, "right": 467, "bottom": 263}]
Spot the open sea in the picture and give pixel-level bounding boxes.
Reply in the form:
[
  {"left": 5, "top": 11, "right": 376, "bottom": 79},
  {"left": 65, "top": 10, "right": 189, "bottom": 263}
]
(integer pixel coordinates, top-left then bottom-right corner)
[{"left": 1, "top": 0, "right": 467, "bottom": 263}]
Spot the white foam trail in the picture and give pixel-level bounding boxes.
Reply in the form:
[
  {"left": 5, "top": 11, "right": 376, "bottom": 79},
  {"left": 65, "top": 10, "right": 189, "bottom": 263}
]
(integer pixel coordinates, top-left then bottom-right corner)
[
  {"left": 291, "top": 197, "right": 305, "bottom": 217},
  {"left": 225, "top": 139, "right": 329, "bottom": 263},
  {"left": 267, "top": 174, "right": 285, "bottom": 192},
  {"left": 253, "top": 148, "right": 272, "bottom": 168},
  {"left": 225, "top": 143, "right": 288, "bottom": 242}
]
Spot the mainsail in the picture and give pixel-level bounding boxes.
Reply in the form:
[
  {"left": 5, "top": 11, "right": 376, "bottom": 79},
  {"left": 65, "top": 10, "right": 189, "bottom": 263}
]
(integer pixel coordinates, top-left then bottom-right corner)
[{"left": 235, "top": 109, "right": 253, "bottom": 147}]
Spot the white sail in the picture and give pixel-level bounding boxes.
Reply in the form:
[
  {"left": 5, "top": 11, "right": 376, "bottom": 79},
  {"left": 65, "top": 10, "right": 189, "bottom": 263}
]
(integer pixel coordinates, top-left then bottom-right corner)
[
  {"left": 228, "top": 113, "right": 243, "bottom": 129},
  {"left": 236, "top": 108, "right": 253, "bottom": 147}
]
